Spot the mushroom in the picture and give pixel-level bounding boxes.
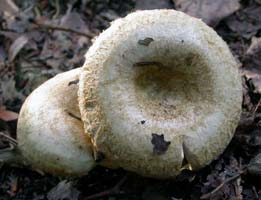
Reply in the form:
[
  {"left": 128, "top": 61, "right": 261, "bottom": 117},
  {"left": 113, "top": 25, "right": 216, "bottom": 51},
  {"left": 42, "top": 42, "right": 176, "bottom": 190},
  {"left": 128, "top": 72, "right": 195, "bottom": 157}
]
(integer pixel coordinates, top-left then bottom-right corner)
[
  {"left": 1, "top": 68, "right": 96, "bottom": 176},
  {"left": 78, "top": 10, "right": 242, "bottom": 178}
]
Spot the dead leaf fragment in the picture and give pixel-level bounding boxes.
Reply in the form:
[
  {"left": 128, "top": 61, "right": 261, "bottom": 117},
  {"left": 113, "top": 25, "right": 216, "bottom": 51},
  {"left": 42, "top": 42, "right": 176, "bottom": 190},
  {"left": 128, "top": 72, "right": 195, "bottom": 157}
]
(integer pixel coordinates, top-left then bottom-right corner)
[
  {"left": 248, "top": 153, "right": 261, "bottom": 176},
  {"left": 225, "top": 5, "right": 261, "bottom": 39},
  {"left": 0, "top": 45, "right": 7, "bottom": 62},
  {"left": 0, "top": 107, "right": 19, "bottom": 121},
  {"left": 7, "top": 176, "right": 18, "bottom": 197},
  {"left": 151, "top": 133, "right": 171, "bottom": 155},
  {"left": 8, "top": 35, "right": 29, "bottom": 62},
  {"left": 241, "top": 37, "right": 261, "bottom": 98},
  {"left": 0, "top": 0, "right": 19, "bottom": 17},
  {"left": 40, "top": 9, "right": 89, "bottom": 70},
  {"left": 138, "top": 38, "right": 154, "bottom": 46},
  {"left": 0, "top": 73, "right": 25, "bottom": 102},
  {"left": 47, "top": 180, "right": 80, "bottom": 200},
  {"left": 135, "top": 0, "right": 173, "bottom": 10},
  {"left": 142, "top": 185, "right": 170, "bottom": 200},
  {"left": 59, "top": 12, "right": 88, "bottom": 33},
  {"left": 174, "top": 0, "right": 240, "bottom": 26},
  {"left": 244, "top": 37, "right": 261, "bottom": 70}
]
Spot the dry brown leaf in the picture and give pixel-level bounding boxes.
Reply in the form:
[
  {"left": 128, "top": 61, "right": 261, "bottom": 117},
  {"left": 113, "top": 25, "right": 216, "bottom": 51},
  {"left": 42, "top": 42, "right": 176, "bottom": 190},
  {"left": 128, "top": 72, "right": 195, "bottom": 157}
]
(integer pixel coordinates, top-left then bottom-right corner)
[
  {"left": 248, "top": 153, "right": 261, "bottom": 176},
  {"left": 225, "top": 5, "right": 261, "bottom": 39},
  {"left": 0, "top": 74, "right": 25, "bottom": 102},
  {"left": 173, "top": 0, "right": 240, "bottom": 26},
  {"left": 0, "top": 0, "right": 19, "bottom": 17},
  {"left": 40, "top": 9, "right": 89, "bottom": 70},
  {"left": 244, "top": 37, "right": 261, "bottom": 69},
  {"left": 8, "top": 35, "right": 29, "bottom": 62},
  {"left": 135, "top": 0, "right": 173, "bottom": 10},
  {"left": 0, "top": 31, "right": 20, "bottom": 41},
  {"left": 59, "top": 12, "right": 88, "bottom": 33},
  {"left": 47, "top": 181, "right": 80, "bottom": 200},
  {"left": 241, "top": 37, "right": 261, "bottom": 96},
  {"left": 7, "top": 176, "right": 18, "bottom": 197},
  {"left": 242, "top": 71, "right": 261, "bottom": 93},
  {"left": 246, "top": 37, "right": 261, "bottom": 56},
  {"left": 0, "top": 45, "right": 7, "bottom": 62},
  {"left": 0, "top": 106, "right": 18, "bottom": 121}
]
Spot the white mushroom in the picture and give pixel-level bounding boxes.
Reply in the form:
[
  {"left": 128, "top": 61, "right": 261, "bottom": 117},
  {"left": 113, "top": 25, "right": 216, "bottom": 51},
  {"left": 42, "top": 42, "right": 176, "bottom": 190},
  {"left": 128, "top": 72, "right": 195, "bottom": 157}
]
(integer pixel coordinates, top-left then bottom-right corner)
[
  {"left": 78, "top": 10, "right": 242, "bottom": 178},
  {"left": 15, "top": 68, "right": 95, "bottom": 175}
]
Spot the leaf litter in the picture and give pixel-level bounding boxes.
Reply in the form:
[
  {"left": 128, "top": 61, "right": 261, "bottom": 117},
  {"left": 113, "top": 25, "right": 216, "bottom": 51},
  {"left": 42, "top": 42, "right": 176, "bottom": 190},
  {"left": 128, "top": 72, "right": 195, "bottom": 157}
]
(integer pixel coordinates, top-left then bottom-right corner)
[{"left": 173, "top": 0, "right": 241, "bottom": 26}]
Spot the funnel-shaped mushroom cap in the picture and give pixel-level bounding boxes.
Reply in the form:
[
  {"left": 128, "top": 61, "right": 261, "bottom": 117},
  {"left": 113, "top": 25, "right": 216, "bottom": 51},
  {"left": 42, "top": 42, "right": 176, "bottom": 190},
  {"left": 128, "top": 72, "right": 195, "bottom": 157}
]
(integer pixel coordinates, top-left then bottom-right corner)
[
  {"left": 79, "top": 10, "right": 242, "bottom": 178},
  {"left": 17, "top": 68, "right": 95, "bottom": 176}
]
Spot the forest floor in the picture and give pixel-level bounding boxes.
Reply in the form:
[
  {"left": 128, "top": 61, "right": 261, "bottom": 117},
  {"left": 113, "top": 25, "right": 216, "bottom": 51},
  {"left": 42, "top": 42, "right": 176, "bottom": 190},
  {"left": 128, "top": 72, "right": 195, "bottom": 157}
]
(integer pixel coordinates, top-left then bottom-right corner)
[{"left": 0, "top": 0, "right": 260, "bottom": 199}]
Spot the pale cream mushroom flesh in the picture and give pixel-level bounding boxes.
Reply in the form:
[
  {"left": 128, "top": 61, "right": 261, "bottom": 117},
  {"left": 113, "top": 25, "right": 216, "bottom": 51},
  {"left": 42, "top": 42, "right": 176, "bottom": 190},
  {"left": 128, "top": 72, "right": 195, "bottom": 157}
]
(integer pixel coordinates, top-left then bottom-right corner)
[
  {"left": 79, "top": 10, "right": 242, "bottom": 178},
  {"left": 16, "top": 68, "right": 95, "bottom": 176}
]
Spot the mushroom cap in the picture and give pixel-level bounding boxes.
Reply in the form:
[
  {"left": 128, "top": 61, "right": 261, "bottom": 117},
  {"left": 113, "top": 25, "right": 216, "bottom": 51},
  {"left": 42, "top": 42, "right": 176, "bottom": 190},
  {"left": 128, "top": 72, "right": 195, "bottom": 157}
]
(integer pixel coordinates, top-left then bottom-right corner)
[
  {"left": 79, "top": 10, "right": 242, "bottom": 178},
  {"left": 17, "top": 68, "right": 95, "bottom": 176}
]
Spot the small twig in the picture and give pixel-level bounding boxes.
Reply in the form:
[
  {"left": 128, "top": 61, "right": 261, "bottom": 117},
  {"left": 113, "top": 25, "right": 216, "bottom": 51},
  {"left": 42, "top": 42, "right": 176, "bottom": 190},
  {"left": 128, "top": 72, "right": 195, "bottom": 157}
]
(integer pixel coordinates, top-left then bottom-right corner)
[
  {"left": 253, "top": 97, "right": 261, "bottom": 114},
  {"left": 0, "top": 132, "right": 17, "bottom": 146},
  {"left": 52, "top": 0, "right": 61, "bottom": 20},
  {"left": 0, "top": 143, "right": 15, "bottom": 152},
  {"left": 252, "top": 186, "right": 259, "bottom": 199},
  {"left": 30, "top": 20, "right": 94, "bottom": 39},
  {"left": 33, "top": 5, "right": 41, "bottom": 19},
  {"left": 0, "top": 132, "right": 24, "bottom": 167},
  {"left": 84, "top": 174, "right": 128, "bottom": 200},
  {"left": 200, "top": 170, "right": 246, "bottom": 199}
]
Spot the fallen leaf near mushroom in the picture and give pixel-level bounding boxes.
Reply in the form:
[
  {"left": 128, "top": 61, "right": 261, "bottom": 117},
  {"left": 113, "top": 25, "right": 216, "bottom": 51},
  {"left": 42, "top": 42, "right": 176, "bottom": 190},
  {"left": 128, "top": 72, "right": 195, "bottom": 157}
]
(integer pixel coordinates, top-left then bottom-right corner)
[
  {"left": 6, "top": 175, "right": 18, "bottom": 197},
  {"left": 2, "top": 0, "right": 34, "bottom": 34},
  {"left": 142, "top": 185, "right": 170, "bottom": 200},
  {"left": 39, "top": 9, "right": 90, "bottom": 70},
  {"left": 8, "top": 35, "right": 28, "bottom": 62},
  {"left": 248, "top": 153, "right": 261, "bottom": 176},
  {"left": 47, "top": 180, "right": 80, "bottom": 200},
  {"left": 135, "top": 0, "right": 173, "bottom": 10},
  {"left": 0, "top": 107, "right": 18, "bottom": 121},
  {"left": 0, "top": 0, "right": 19, "bottom": 17},
  {"left": 200, "top": 157, "right": 243, "bottom": 200},
  {"left": 225, "top": 4, "right": 261, "bottom": 39},
  {"left": 242, "top": 77, "right": 254, "bottom": 111},
  {"left": 241, "top": 74, "right": 261, "bottom": 112},
  {"left": 243, "top": 37, "right": 261, "bottom": 71},
  {"left": 173, "top": 0, "right": 240, "bottom": 26},
  {"left": 243, "top": 72, "right": 261, "bottom": 93},
  {"left": 0, "top": 74, "right": 24, "bottom": 103},
  {"left": 241, "top": 37, "right": 261, "bottom": 97},
  {"left": 0, "top": 45, "right": 7, "bottom": 62}
]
